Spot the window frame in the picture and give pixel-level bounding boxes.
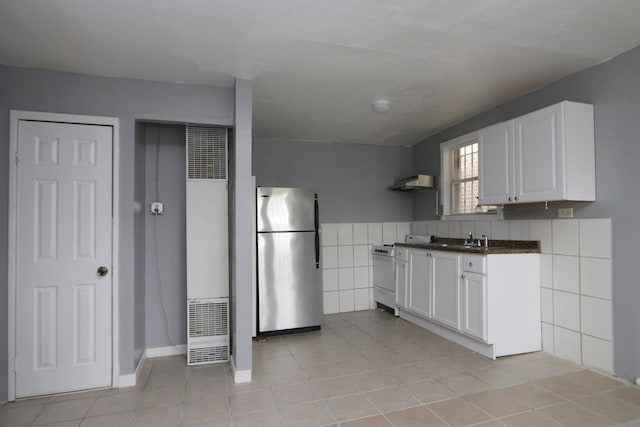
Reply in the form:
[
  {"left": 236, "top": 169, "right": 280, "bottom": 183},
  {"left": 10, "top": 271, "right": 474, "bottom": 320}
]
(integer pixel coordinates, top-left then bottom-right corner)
[{"left": 440, "top": 132, "right": 498, "bottom": 221}]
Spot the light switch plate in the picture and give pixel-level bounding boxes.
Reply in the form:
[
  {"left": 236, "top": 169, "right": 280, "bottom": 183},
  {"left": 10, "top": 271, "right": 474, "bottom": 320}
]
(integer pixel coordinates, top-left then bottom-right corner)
[{"left": 558, "top": 207, "right": 574, "bottom": 218}]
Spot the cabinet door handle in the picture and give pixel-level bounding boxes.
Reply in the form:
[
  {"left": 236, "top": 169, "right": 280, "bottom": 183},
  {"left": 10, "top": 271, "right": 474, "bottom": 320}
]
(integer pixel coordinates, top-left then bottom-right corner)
[
  {"left": 461, "top": 274, "right": 466, "bottom": 279},
  {"left": 508, "top": 197, "right": 512, "bottom": 201},
  {"left": 468, "top": 262, "right": 473, "bottom": 267},
  {"left": 514, "top": 196, "right": 519, "bottom": 201}
]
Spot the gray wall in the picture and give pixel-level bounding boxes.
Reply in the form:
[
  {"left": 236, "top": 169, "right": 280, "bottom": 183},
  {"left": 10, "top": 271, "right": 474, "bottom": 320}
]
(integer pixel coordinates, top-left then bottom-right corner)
[
  {"left": 412, "top": 46, "right": 640, "bottom": 381},
  {"left": 0, "top": 65, "right": 234, "bottom": 401},
  {"left": 133, "top": 123, "right": 146, "bottom": 366},
  {"left": 252, "top": 139, "right": 415, "bottom": 223},
  {"left": 143, "top": 124, "right": 188, "bottom": 349}
]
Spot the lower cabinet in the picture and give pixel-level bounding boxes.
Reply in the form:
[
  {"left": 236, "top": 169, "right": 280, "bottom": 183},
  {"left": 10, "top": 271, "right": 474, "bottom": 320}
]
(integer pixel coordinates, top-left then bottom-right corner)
[
  {"left": 395, "top": 246, "right": 540, "bottom": 359},
  {"left": 461, "top": 272, "right": 487, "bottom": 341}
]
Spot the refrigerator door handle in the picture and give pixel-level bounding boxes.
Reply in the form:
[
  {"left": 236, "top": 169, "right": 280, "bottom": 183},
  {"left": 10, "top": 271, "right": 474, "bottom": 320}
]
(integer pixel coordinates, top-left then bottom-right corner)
[{"left": 315, "top": 231, "right": 320, "bottom": 269}]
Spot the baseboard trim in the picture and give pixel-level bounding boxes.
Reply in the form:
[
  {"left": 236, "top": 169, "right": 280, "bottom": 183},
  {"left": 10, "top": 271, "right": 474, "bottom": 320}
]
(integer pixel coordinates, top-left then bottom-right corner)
[
  {"left": 231, "top": 356, "right": 252, "bottom": 383},
  {"left": 146, "top": 345, "right": 186, "bottom": 358},
  {"left": 118, "top": 349, "right": 147, "bottom": 388}
]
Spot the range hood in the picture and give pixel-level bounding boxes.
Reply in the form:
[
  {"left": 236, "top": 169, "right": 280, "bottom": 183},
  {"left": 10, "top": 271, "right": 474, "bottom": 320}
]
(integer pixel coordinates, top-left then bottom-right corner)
[{"left": 389, "top": 174, "right": 437, "bottom": 192}]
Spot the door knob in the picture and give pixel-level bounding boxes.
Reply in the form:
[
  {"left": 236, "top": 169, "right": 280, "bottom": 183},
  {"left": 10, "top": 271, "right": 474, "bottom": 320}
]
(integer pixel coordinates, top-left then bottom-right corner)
[{"left": 97, "top": 266, "right": 109, "bottom": 277}]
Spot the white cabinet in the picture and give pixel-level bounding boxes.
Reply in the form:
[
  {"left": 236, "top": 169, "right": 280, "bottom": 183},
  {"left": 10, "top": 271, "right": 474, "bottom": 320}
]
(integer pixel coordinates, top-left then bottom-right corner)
[
  {"left": 408, "top": 249, "right": 431, "bottom": 318},
  {"left": 461, "top": 255, "right": 487, "bottom": 341},
  {"left": 430, "top": 251, "right": 460, "bottom": 330},
  {"left": 396, "top": 246, "right": 541, "bottom": 359},
  {"left": 478, "top": 101, "right": 595, "bottom": 205}
]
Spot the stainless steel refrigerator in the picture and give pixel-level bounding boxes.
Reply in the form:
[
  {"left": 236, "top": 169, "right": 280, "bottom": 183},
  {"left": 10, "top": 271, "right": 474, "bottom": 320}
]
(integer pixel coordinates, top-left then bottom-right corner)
[{"left": 257, "top": 187, "right": 322, "bottom": 334}]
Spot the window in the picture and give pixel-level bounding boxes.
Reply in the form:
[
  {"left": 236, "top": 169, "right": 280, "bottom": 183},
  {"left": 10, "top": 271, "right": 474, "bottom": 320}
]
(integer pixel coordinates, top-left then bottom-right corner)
[{"left": 440, "top": 133, "right": 496, "bottom": 218}]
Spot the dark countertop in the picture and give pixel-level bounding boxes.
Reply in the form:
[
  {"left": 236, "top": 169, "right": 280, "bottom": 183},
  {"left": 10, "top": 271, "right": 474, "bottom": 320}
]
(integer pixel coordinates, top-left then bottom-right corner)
[{"left": 396, "top": 237, "right": 541, "bottom": 254}]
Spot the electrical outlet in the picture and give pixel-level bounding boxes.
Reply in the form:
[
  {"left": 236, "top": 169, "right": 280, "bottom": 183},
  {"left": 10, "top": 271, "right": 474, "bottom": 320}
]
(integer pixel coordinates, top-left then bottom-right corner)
[
  {"left": 558, "top": 207, "right": 573, "bottom": 218},
  {"left": 150, "top": 202, "right": 164, "bottom": 215}
]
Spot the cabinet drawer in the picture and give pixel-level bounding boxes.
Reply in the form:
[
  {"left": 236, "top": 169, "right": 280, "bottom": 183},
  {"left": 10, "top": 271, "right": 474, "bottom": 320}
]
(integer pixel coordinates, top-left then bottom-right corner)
[
  {"left": 395, "top": 247, "right": 408, "bottom": 261},
  {"left": 462, "top": 255, "right": 486, "bottom": 274}
]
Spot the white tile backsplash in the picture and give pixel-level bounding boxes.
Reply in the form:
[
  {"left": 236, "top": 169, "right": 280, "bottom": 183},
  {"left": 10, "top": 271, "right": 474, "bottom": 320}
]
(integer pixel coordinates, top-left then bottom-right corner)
[
  {"left": 322, "top": 246, "right": 338, "bottom": 269},
  {"left": 554, "top": 326, "right": 582, "bottom": 364},
  {"left": 338, "top": 268, "right": 354, "bottom": 290},
  {"left": 553, "top": 291, "right": 580, "bottom": 331},
  {"left": 436, "top": 221, "right": 448, "bottom": 237},
  {"left": 581, "top": 296, "right": 612, "bottom": 341},
  {"left": 540, "top": 254, "right": 553, "bottom": 289},
  {"left": 529, "top": 220, "right": 553, "bottom": 254},
  {"left": 382, "top": 222, "right": 397, "bottom": 244},
  {"left": 323, "top": 269, "right": 339, "bottom": 292},
  {"left": 339, "top": 290, "right": 355, "bottom": 312},
  {"left": 321, "top": 224, "right": 338, "bottom": 246},
  {"left": 582, "top": 335, "right": 613, "bottom": 373},
  {"left": 416, "top": 221, "right": 428, "bottom": 234},
  {"left": 367, "top": 223, "right": 383, "bottom": 245},
  {"left": 460, "top": 221, "right": 475, "bottom": 239},
  {"left": 353, "top": 223, "right": 368, "bottom": 245},
  {"left": 552, "top": 219, "right": 579, "bottom": 256},
  {"left": 541, "top": 322, "right": 554, "bottom": 353},
  {"left": 338, "top": 246, "right": 354, "bottom": 268},
  {"left": 448, "top": 221, "right": 462, "bottom": 238},
  {"left": 579, "top": 219, "right": 611, "bottom": 258},
  {"left": 337, "top": 223, "right": 354, "bottom": 245},
  {"left": 580, "top": 258, "right": 612, "bottom": 300},
  {"left": 552, "top": 255, "right": 580, "bottom": 293},
  {"left": 426, "top": 221, "right": 438, "bottom": 235},
  {"left": 354, "top": 267, "right": 369, "bottom": 289},
  {"left": 353, "top": 245, "right": 369, "bottom": 267},
  {"left": 324, "top": 292, "right": 340, "bottom": 314},
  {"left": 490, "top": 220, "right": 509, "bottom": 239},
  {"left": 541, "top": 288, "right": 554, "bottom": 323},
  {"left": 354, "top": 289, "right": 370, "bottom": 311},
  {"left": 475, "top": 221, "right": 491, "bottom": 238},
  {"left": 396, "top": 222, "right": 411, "bottom": 242},
  {"left": 508, "top": 220, "right": 530, "bottom": 240}
]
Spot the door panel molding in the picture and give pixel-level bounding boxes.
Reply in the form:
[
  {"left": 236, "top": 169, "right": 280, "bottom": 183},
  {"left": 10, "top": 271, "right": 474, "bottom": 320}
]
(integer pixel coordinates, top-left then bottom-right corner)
[{"left": 8, "top": 110, "right": 120, "bottom": 401}]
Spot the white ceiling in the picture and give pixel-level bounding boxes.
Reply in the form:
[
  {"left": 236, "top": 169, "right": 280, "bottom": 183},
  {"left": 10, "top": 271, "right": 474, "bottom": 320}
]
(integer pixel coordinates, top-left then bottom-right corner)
[{"left": 2, "top": 1, "right": 640, "bottom": 146}]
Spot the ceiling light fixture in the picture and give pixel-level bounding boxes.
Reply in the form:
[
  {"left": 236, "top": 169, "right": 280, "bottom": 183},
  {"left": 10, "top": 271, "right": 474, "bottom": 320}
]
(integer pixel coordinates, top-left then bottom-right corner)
[{"left": 371, "top": 100, "right": 390, "bottom": 113}]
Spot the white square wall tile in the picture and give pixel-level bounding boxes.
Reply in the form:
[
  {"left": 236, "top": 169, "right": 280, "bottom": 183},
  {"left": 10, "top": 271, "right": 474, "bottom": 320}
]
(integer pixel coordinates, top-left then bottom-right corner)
[
  {"left": 416, "top": 222, "right": 428, "bottom": 234},
  {"left": 354, "top": 267, "right": 369, "bottom": 289},
  {"left": 581, "top": 297, "right": 613, "bottom": 340},
  {"left": 410, "top": 222, "right": 419, "bottom": 234},
  {"left": 367, "top": 223, "right": 383, "bottom": 245},
  {"left": 436, "top": 221, "right": 449, "bottom": 237},
  {"left": 530, "top": 220, "right": 553, "bottom": 254},
  {"left": 323, "top": 292, "right": 340, "bottom": 314},
  {"left": 353, "top": 245, "right": 369, "bottom": 267},
  {"left": 580, "top": 258, "right": 612, "bottom": 300},
  {"left": 541, "top": 322, "right": 554, "bottom": 354},
  {"left": 541, "top": 288, "right": 554, "bottom": 323},
  {"left": 460, "top": 222, "right": 474, "bottom": 240},
  {"left": 338, "top": 246, "right": 354, "bottom": 268},
  {"left": 490, "top": 220, "right": 509, "bottom": 239},
  {"left": 552, "top": 219, "right": 579, "bottom": 256},
  {"left": 508, "top": 220, "right": 530, "bottom": 240},
  {"left": 553, "top": 291, "right": 580, "bottom": 331},
  {"left": 321, "top": 224, "right": 338, "bottom": 247},
  {"left": 339, "top": 290, "right": 355, "bottom": 312},
  {"left": 382, "top": 223, "right": 397, "bottom": 244},
  {"left": 369, "top": 288, "right": 376, "bottom": 310},
  {"left": 397, "top": 222, "right": 411, "bottom": 242},
  {"left": 475, "top": 221, "right": 491, "bottom": 238},
  {"left": 448, "top": 221, "right": 462, "bottom": 238},
  {"left": 552, "top": 255, "right": 580, "bottom": 293},
  {"left": 554, "top": 326, "right": 582, "bottom": 364},
  {"left": 338, "top": 224, "right": 354, "bottom": 245},
  {"left": 579, "top": 219, "right": 611, "bottom": 259},
  {"left": 338, "top": 268, "right": 354, "bottom": 290},
  {"left": 426, "top": 221, "right": 438, "bottom": 235},
  {"left": 354, "top": 289, "right": 370, "bottom": 311},
  {"left": 353, "top": 223, "right": 368, "bottom": 245},
  {"left": 323, "top": 269, "right": 339, "bottom": 292},
  {"left": 322, "top": 246, "right": 338, "bottom": 269},
  {"left": 540, "top": 254, "right": 553, "bottom": 288},
  {"left": 582, "top": 335, "right": 613, "bottom": 373}
]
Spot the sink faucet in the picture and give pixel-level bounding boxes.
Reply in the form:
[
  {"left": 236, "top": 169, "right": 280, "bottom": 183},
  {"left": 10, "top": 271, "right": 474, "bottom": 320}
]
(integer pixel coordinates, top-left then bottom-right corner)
[
  {"left": 482, "top": 234, "right": 489, "bottom": 248},
  {"left": 465, "top": 232, "right": 473, "bottom": 245}
]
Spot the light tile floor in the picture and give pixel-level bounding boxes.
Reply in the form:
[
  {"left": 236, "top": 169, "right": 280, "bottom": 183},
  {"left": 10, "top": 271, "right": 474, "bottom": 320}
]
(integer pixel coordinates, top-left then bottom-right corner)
[{"left": 3, "top": 310, "right": 640, "bottom": 426}]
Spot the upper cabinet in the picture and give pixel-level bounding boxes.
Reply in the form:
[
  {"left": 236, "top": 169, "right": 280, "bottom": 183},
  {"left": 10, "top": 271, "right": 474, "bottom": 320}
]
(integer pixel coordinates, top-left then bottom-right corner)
[{"left": 478, "top": 101, "right": 595, "bottom": 205}]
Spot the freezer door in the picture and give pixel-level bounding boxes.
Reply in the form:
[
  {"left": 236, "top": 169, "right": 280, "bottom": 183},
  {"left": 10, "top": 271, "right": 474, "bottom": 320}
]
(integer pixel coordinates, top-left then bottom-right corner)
[
  {"left": 258, "top": 231, "right": 323, "bottom": 332},
  {"left": 257, "top": 187, "right": 317, "bottom": 232}
]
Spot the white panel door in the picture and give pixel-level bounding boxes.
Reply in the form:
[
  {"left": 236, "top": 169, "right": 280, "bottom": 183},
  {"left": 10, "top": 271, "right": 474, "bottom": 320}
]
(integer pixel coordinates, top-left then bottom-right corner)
[
  {"left": 408, "top": 250, "right": 431, "bottom": 319},
  {"left": 478, "top": 121, "right": 514, "bottom": 205},
  {"left": 431, "top": 252, "right": 461, "bottom": 330},
  {"left": 461, "top": 272, "right": 487, "bottom": 341},
  {"left": 15, "top": 120, "right": 113, "bottom": 398}
]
